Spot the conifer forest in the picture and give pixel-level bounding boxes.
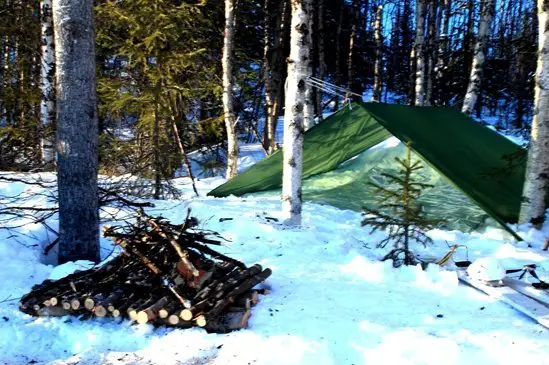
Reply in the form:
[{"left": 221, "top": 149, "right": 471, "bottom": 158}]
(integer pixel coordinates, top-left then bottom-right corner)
[{"left": 0, "top": 1, "right": 548, "bottom": 364}]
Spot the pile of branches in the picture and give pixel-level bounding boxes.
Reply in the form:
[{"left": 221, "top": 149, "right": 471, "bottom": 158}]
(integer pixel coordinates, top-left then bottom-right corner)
[{"left": 19, "top": 211, "right": 272, "bottom": 333}]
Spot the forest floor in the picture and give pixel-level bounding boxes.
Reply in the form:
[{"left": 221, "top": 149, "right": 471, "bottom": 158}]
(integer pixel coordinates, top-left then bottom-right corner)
[{"left": 0, "top": 144, "right": 548, "bottom": 364}]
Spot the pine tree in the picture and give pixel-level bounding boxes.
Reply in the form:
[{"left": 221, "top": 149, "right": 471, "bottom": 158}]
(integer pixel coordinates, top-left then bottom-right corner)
[
  {"left": 361, "top": 145, "right": 443, "bottom": 267},
  {"left": 53, "top": 0, "right": 100, "bottom": 263},
  {"left": 95, "top": 0, "right": 215, "bottom": 196}
]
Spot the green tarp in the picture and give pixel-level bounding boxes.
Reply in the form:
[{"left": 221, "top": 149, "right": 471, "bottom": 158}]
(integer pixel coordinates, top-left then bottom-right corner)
[{"left": 208, "top": 102, "right": 528, "bottom": 232}]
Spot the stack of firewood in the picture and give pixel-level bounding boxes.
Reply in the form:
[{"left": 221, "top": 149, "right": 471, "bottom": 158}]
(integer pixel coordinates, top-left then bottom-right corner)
[{"left": 19, "top": 211, "right": 272, "bottom": 333}]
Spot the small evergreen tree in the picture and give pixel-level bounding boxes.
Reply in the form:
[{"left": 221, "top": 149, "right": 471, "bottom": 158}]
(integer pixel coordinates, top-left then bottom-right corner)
[{"left": 361, "top": 145, "right": 443, "bottom": 267}]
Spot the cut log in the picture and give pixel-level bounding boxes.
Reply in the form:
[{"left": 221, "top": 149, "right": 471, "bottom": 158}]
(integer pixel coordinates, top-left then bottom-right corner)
[
  {"left": 84, "top": 298, "right": 95, "bottom": 311},
  {"left": 204, "top": 269, "right": 272, "bottom": 322},
  {"left": 93, "top": 305, "right": 108, "bottom": 318},
  {"left": 136, "top": 296, "right": 169, "bottom": 324},
  {"left": 19, "top": 213, "right": 272, "bottom": 333},
  {"left": 195, "top": 315, "right": 207, "bottom": 327}
]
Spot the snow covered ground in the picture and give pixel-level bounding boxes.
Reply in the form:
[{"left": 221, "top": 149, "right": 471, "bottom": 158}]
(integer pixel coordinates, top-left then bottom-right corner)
[{"left": 1, "top": 145, "right": 548, "bottom": 365}]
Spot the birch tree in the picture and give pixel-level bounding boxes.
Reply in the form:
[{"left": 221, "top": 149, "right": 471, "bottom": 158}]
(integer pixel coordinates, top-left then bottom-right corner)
[
  {"left": 282, "top": 0, "right": 313, "bottom": 225},
  {"left": 222, "top": 0, "right": 238, "bottom": 178},
  {"left": 519, "top": 0, "right": 549, "bottom": 226},
  {"left": 461, "top": 0, "right": 495, "bottom": 115},
  {"left": 53, "top": 0, "right": 100, "bottom": 263},
  {"left": 372, "top": 5, "right": 383, "bottom": 102},
  {"left": 40, "top": 0, "right": 55, "bottom": 165},
  {"left": 414, "top": 0, "right": 426, "bottom": 106}
]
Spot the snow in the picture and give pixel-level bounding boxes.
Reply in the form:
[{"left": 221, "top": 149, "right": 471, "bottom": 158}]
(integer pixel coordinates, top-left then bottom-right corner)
[
  {"left": 1, "top": 147, "right": 549, "bottom": 364},
  {"left": 467, "top": 258, "right": 507, "bottom": 282}
]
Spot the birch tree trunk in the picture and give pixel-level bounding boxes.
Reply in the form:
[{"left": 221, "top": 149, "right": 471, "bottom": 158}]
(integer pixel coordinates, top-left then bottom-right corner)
[
  {"left": 414, "top": 0, "right": 426, "bottom": 106},
  {"left": 372, "top": 5, "right": 383, "bottom": 102},
  {"left": 223, "top": 0, "right": 238, "bottom": 178},
  {"left": 282, "top": 0, "right": 312, "bottom": 226},
  {"left": 519, "top": 0, "right": 549, "bottom": 226},
  {"left": 315, "top": 0, "right": 325, "bottom": 120},
  {"left": 53, "top": 0, "right": 100, "bottom": 264},
  {"left": 40, "top": 0, "right": 56, "bottom": 166},
  {"left": 462, "top": 0, "right": 495, "bottom": 115}
]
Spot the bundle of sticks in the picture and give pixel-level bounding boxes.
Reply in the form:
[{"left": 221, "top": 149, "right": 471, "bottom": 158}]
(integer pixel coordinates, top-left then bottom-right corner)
[{"left": 19, "top": 210, "right": 272, "bottom": 333}]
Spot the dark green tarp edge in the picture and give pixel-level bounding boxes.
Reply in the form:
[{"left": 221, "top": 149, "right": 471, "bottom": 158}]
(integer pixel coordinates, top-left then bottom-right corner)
[
  {"left": 208, "top": 102, "right": 528, "bottom": 236},
  {"left": 207, "top": 104, "right": 392, "bottom": 197}
]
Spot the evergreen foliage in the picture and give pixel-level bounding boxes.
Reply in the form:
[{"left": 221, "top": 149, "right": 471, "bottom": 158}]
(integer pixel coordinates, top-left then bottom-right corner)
[{"left": 361, "top": 145, "right": 444, "bottom": 267}]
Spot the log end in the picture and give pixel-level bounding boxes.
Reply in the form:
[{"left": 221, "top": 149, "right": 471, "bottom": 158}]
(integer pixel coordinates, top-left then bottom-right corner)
[
  {"left": 136, "top": 311, "right": 149, "bottom": 325},
  {"left": 158, "top": 309, "right": 169, "bottom": 319},
  {"left": 195, "top": 315, "right": 207, "bottom": 327},
  {"left": 84, "top": 298, "right": 95, "bottom": 311},
  {"left": 180, "top": 309, "right": 193, "bottom": 321},
  {"left": 168, "top": 314, "right": 180, "bottom": 325},
  {"left": 71, "top": 299, "right": 80, "bottom": 311},
  {"left": 94, "top": 305, "right": 108, "bottom": 318}
]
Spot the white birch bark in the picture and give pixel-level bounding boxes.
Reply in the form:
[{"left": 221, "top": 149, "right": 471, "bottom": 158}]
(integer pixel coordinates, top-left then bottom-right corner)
[
  {"left": 282, "top": 0, "right": 312, "bottom": 226},
  {"left": 40, "top": 0, "right": 56, "bottom": 165},
  {"left": 461, "top": 0, "right": 495, "bottom": 115},
  {"left": 414, "top": 0, "right": 426, "bottom": 106},
  {"left": 223, "top": 0, "right": 238, "bottom": 178},
  {"left": 519, "top": 0, "right": 549, "bottom": 225},
  {"left": 372, "top": 5, "right": 383, "bottom": 102}
]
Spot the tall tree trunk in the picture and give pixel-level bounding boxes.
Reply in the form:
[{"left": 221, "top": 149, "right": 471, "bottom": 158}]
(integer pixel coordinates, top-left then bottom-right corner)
[
  {"left": 334, "top": 0, "right": 344, "bottom": 110},
  {"left": 282, "top": 0, "right": 312, "bottom": 226},
  {"left": 519, "top": 0, "right": 549, "bottom": 226},
  {"left": 435, "top": 0, "right": 451, "bottom": 105},
  {"left": 263, "top": 0, "right": 274, "bottom": 151},
  {"left": 263, "top": 0, "right": 289, "bottom": 154},
  {"left": 346, "top": 0, "right": 360, "bottom": 101},
  {"left": 462, "top": 0, "right": 495, "bottom": 115},
  {"left": 424, "top": 1, "right": 438, "bottom": 106},
  {"left": 153, "top": 82, "right": 162, "bottom": 200},
  {"left": 40, "top": 0, "right": 56, "bottom": 166},
  {"left": 223, "top": 0, "right": 238, "bottom": 178},
  {"left": 170, "top": 115, "right": 199, "bottom": 197},
  {"left": 53, "top": 0, "right": 99, "bottom": 264},
  {"left": 372, "top": 5, "right": 383, "bottom": 102},
  {"left": 304, "top": 4, "right": 315, "bottom": 131},
  {"left": 0, "top": 36, "right": 4, "bottom": 121},
  {"left": 315, "top": 0, "right": 325, "bottom": 120},
  {"left": 414, "top": 0, "right": 426, "bottom": 106}
]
